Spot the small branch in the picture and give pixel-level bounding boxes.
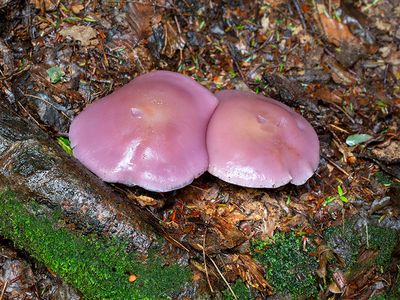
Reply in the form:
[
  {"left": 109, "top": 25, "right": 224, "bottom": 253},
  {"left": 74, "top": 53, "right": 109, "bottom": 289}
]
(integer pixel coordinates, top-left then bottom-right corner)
[
  {"left": 0, "top": 280, "right": 8, "bottom": 300},
  {"left": 292, "top": 0, "right": 307, "bottom": 31},
  {"left": 209, "top": 256, "right": 237, "bottom": 300},
  {"left": 203, "top": 228, "right": 214, "bottom": 293}
]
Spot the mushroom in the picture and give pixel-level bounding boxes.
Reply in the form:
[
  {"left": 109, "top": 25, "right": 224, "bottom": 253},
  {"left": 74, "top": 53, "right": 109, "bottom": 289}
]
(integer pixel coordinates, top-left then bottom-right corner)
[
  {"left": 69, "top": 71, "right": 218, "bottom": 192},
  {"left": 206, "top": 90, "right": 320, "bottom": 188}
]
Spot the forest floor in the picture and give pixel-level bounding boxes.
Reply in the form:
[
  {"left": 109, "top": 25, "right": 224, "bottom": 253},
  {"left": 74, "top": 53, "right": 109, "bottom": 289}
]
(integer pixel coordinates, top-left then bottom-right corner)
[{"left": 0, "top": 0, "right": 400, "bottom": 299}]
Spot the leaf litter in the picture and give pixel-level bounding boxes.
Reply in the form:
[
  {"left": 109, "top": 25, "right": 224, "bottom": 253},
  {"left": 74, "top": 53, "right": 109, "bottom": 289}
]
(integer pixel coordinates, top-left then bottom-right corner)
[{"left": 0, "top": 0, "right": 400, "bottom": 298}]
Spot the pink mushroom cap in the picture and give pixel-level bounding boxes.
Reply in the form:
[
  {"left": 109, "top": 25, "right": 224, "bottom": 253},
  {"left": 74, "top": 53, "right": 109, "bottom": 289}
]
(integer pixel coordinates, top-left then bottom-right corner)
[
  {"left": 69, "top": 71, "right": 218, "bottom": 192},
  {"left": 207, "top": 90, "right": 320, "bottom": 188}
]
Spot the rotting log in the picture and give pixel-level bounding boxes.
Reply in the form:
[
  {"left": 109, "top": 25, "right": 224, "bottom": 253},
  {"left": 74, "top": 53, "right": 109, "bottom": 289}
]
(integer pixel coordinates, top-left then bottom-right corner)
[
  {"left": 0, "top": 103, "right": 156, "bottom": 252},
  {"left": 0, "top": 190, "right": 194, "bottom": 299}
]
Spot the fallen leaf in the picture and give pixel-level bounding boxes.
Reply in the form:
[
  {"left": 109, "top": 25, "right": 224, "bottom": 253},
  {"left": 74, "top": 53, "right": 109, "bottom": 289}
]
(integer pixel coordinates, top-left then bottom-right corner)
[
  {"left": 71, "top": 3, "right": 84, "bottom": 14},
  {"left": 317, "top": 13, "right": 358, "bottom": 46},
  {"left": 59, "top": 25, "right": 98, "bottom": 46},
  {"left": 328, "top": 281, "right": 342, "bottom": 294},
  {"left": 316, "top": 244, "right": 334, "bottom": 281},
  {"left": 325, "top": 58, "right": 358, "bottom": 86},
  {"left": 346, "top": 134, "right": 373, "bottom": 146},
  {"left": 30, "top": 0, "right": 57, "bottom": 12},
  {"left": 47, "top": 66, "right": 65, "bottom": 84},
  {"left": 375, "top": 19, "right": 392, "bottom": 32},
  {"left": 313, "top": 86, "right": 343, "bottom": 104},
  {"left": 125, "top": 2, "right": 161, "bottom": 44},
  {"left": 127, "top": 194, "right": 161, "bottom": 207},
  {"left": 224, "top": 254, "right": 272, "bottom": 293},
  {"left": 164, "top": 21, "right": 185, "bottom": 58}
]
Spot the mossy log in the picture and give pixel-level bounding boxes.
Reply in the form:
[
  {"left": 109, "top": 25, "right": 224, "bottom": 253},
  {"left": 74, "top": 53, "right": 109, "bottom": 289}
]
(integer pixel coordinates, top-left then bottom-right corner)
[
  {"left": 0, "top": 190, "right": 191, "bottom": 299},
  {"left": 0, "top": 103, "right": 155, "bottom": 252}
]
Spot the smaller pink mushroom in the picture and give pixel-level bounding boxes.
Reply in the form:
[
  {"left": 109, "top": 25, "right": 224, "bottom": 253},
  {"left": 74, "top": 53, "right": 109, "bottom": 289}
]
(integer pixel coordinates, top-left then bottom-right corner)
[
  {"left": 69, "top": 71, "right": 218, "bottom": 192},
  {"left": 206, "top": 90, "right": 320, "bottom": 188}
]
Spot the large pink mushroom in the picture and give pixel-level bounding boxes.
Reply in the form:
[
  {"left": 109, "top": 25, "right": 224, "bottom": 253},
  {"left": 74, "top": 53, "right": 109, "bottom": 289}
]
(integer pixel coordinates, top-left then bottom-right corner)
[
  {"left": 69, "top": 71, "right": 218, "bottom": 192},
  {"left": 207, "top": 90, "right": 319, "bottom": 188}
]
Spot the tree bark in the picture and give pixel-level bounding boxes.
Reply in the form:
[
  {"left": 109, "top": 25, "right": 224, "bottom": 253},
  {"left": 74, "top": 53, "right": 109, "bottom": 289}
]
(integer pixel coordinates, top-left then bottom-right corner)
[{"left": 0, "top": 102, "right": 157, "bottom": 252}]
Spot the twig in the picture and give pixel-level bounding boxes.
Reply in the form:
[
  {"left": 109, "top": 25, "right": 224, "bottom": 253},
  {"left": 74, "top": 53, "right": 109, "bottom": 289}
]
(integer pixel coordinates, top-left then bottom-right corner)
[
  {"left": 0, "top": 280, "right": 7, "bottom": 300},
  {"left": 143, "top": 207, "right": 191, "bottom": 252},
  {"left": 227, "top": 43, "right": 248, "bottom": 87},
  {"left": 164, "top": 234, "right": 190, "bottom": 252},
  {"left": 209, "top": 256, "right": 237, "bottom": 300},
  {"left": 331, "top": 103, "right": 355, "bottom": 124},
  {"left": 383, "top": 63, "right": 389, "bottom": 86},
  {"left": 203, "top": 229, "right": 214, "bottom": 293},
  {"left": 23, "top": 93, "right": 72, "bottom": 120},
  {"left": 189, "top": 184, "right": 207, "bottom": 192},
  {"left": 292, "top": 0, "right": 307, "bottom": 31},
  {"left": 325, "top": 157, "right": 351, "bottom": 178},
  {"left": 329, "top": 124, "right": 350, "bottom": 134},
  {"left": 328, "top": 0, "right": 331, "bottom": 16},
  {"left": 17, "top": 101, "right": 42, "bottom": 128}
]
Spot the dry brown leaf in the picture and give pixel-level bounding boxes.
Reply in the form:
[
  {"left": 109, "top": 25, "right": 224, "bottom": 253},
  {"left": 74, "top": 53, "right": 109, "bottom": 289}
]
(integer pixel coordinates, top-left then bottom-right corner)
[
  {"left": 30, "top": 0, "right": 56, "bottom": 12},
  {"left": 209, "top": 218, "right": 246, "bottom": 250},
  {"left": 324, "top": 57, "right": 358, "bottom": 86},
  {"left": 128, "top": 194, "right": 160, "bottom": 207},
  {"left": 375, "top": 19, "right": 392, "bottom": 32},
  {"left": 225, "top": 254, "right": 272, "bottom": 293},
  {"left": 164, "top": 21, "right": 185, "bottom": 58},
  {"left": 278, "top": 214, "right": 307, "bottom": 232},
  {"left": 316, "top": 244, "right": 333, "bottom": 281},
  {"left": 263, "top": 0, "right": 286, "bottom": 8},
  {"left": 125, "top": 2, "right": 161, "bottom": 44},
  {"left": 59, "top": 25, "right": 98, "bottom": 47},
  {"left": 386, "top": 51, "right": 400, "bottom": 65},
  {"left": 317, "top": 13, "right": 358, "bottom": 46},
  {"left": 328, "top": 281, "right": 342, "bottom": 294},
  {"left": 71, "top": 3, "right": 84, "bottom": 14},
  {"left": 313, "top": 86, "right": 343, "bottom": 104}
]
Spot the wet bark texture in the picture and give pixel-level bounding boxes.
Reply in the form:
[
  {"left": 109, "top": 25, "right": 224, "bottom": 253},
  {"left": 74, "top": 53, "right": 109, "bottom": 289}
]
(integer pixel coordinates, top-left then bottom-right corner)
[{"left": 0, "top": 102, "right": 155, "bottom": 253}]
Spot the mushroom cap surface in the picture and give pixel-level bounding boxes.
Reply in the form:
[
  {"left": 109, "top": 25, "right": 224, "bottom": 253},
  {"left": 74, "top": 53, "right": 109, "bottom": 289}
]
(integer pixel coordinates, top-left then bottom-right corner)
[
  {"left": 69, "top": 71, "right": 218, "bottom": 192},
  {"left": 207, "top": 90, "right": 320, "bottom": 188}
]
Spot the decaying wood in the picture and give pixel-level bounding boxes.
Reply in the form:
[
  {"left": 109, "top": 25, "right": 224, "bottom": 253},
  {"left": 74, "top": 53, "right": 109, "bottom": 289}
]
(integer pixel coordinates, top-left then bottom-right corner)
[{"left": 0, "top": 102, "right": 156, "bottom": 252}]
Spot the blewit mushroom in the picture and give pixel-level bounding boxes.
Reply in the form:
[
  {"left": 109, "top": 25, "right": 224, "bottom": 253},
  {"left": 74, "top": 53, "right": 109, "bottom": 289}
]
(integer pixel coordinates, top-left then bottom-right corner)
[
  {"left": 69, "top": 71, "right": 218, "bottom": 192},
  {"left": 206, "top": 90, "right": 320, "bottom": 188}
]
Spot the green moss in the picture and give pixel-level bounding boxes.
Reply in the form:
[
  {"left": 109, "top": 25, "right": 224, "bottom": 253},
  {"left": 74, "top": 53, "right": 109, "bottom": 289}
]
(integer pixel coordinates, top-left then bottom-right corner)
[
  {"left": 0, "top": 190, "right": 191, "bottom": 299},
  {"left": 367, "top": 225, "right": 398, "bottom": 268},
  {"left": 251, "top": 233, "right": 318, "bottom": 299},
  {"left": 324, "top": 221, "right": 398, "bottom": 270},
  {"left": 324, "top": 222, "right": 361, "bottom": 269},
  {"left": 223, "top": 279, "right": 252, "bottom": 300}
]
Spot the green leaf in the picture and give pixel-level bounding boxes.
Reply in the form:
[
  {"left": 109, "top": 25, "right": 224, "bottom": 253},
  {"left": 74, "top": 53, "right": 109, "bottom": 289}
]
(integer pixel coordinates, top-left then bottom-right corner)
[
  {"left": 63, "top": 16, "right": 81, "bottom": 23},
  {"left": 323, "top": 195, "right": 336, "bottom": 206},
  {"left": 83, "top": 16, "right": 97, "bottom": 22},
  {"left": 337, "top": 185, "right": 349, "bottom": 203},
  {"left": 47, "top": 66, "right": 65, "bottom": 84},
  {"left": 56, "top": 136, "right": 73, "bottom": 155},
  {"left": 337, "top": 184, "right": 344, "bottom": 196},
  {"left": 345, "top": 133, "right": 372, "bottom": 146}
]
